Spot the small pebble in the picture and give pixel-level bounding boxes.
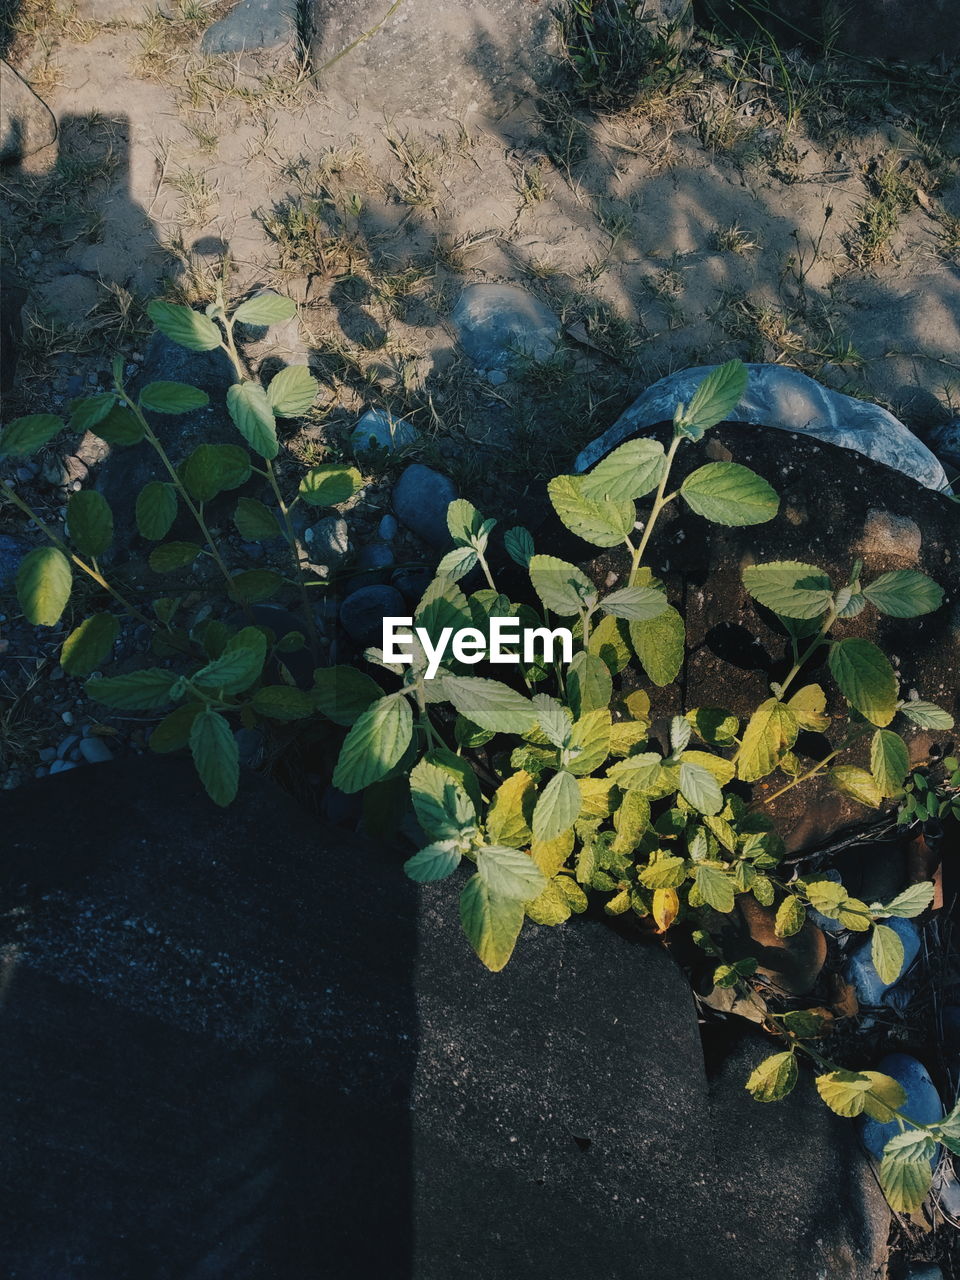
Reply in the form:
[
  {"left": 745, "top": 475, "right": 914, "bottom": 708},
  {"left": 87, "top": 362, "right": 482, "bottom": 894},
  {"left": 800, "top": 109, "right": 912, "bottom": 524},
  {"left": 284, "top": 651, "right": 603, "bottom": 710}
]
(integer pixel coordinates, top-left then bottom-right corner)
[
  {"left": 57, "top": 734, "right": 79, "bottom": 760},
  {"left": 61, "top": 710, "right": 75, "bottom": 726},
  {"left": 79, "top": 737, "right": 114, "bottom": 765},
  {"left": 38, "top": 747, "right": 57, "bottom": 763},
  {"left": 378, "top": 513, "right": 398, "bottom": 542}
]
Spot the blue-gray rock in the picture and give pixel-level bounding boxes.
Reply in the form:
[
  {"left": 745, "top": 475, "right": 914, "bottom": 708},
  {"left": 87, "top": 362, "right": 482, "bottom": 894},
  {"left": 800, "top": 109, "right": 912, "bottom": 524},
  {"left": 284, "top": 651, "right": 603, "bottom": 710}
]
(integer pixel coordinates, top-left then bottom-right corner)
[
  {"left": 928, "top": 419, "right": 960, "bottom": 473},
  {"left": 377, "top": 513, "right": 398, "bottom": 542},
  {"left": 391, "top": 565, "right": 432, "bottom": 603},
  {"left": 306, "top": 515, "right": 350, "bottom": 564},
  {"left": 452, "top": 284, "right": 560, "bottom": 370},
  {"left": 845, "top": 917, "right": 921, "bottom": 1006},
  {"left": 200, "top": 0, "right": 298, "bottom": 55},
  {"left": 351, "top": 408, "right": 418, "bottom": 454},
  {"left": 346, "top": 540, "right": 394, "bottom": 594},
  {"left": 903, "top": 1266, "right": 944, "bottom": 1280},
  {"left": 0, "top": 533, "right": 31, "bottom": 590},
  {"left": 79, "top": 738, "right": 114, "bottom": 765},
  {"left": 857, "top": 1053, "right": 943, "bottom": 1162},
  {"left": 574, "top": 364, "right": 949, "bottom": 492},
  {"left": 392, "top": 464, "right": 457, "bottom": 548},
  {"left": 339, "top": 584, "right": 405, "bottom": 647}
]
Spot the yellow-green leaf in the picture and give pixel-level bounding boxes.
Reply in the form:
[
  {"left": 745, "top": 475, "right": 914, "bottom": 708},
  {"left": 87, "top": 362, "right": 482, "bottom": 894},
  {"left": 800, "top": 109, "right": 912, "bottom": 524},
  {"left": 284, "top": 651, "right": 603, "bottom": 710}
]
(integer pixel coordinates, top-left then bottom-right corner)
[{"left": 738, "top": 698, "right": 798, "bottom": 782}]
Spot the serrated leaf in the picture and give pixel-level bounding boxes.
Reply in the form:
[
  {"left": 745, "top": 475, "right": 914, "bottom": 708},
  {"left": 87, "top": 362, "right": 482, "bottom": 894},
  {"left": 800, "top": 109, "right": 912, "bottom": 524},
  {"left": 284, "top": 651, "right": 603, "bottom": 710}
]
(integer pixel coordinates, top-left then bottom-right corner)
[
  {"left": 680, "top": 462, "right": 779, "bottom": 526},
  {"left": 189, "top": 709, "right": 238, "bottom": 807},
  {"left": 533, "top": 693, "right": 572, "bottom": 749},
  {"left": 863, "top": 569, "right": 943, "bottom": 618},
  {"left": 566, "top": 650, "right": 612, "bottom": 720},
  {"left": 528, "top": 554, "right": 595, "bottom": 616},
  {"left": 478, "top": 845, "right": 546, "bottom": 900},
  {"left": 193, "top": 627, "right": 267, "bottom": 695},
  {"left": 410, "top": 758, "right": 475, "bottom": 841},
  {"left": 93, "top": 403, "right": 144, "bottom": 445},
  {"left": 147, "top": 299, "right": 221, "bottom": 351},
  {"left": 504, "top": 526, "right": 534, "bottom": 566},
  {"left": 267, "top": 364, "right": 318, "bottom": 417},
  {"left": 805, "top": 879, "right": 849, "bottom": 916},
  {"left": 639, "top": 855, "right": 687, "bottom": 889},
  {"left": 876, "top": 882, "right": 935, "bottom": 919},
  {"left": 775, "top": 895, "right": 806, "bottom": 938},
  {"left": 183, "top": 442, "right": 251, "bottom": 502},
  {"left": 525, "top": 879, "right": 574, "bottom": 925},
  {"left": 0, "top": 413, "right": 63, "bottom": 457},
  {"left": 311, "top": 666, "right": 382, "bottom": 726},
  {"left": 299, "top": 463, "right": 362, "bottom": 507},
  {"left": 746, "top": 1051, "right": 798, "bottom": 1102},
  {"left": 601, "top": 585, "right": 669, "bottom": 621},
  {"left": 532, "top": 770, "right": 581, "bottom": 842},
  {"left": 587, "top": 613, "right": 632, "bottom": 674},
  {"left": 879, "top": 1144, "right": 934, "bottom": 1213},
  {"left": 580, "top": 437, "right": 666, "bottom": 503},
  {"left": 149, "top": 702, "right": 202, "bottom": 753},
  {"left": 828, "top": 764, "right": 883, "bottom": 808},
  {"left": 787, "top": 684, "right": 830, "bottom": 732},
  {"left": 829, "top": 638, "right": 897, "bottom": 727},
  {"left": 486, "top": 770, "right": 536, "bottom": 848},
  {"left": 607, "top": 752, "right": 663, "bottom": 793},
  {"left": 899, "top": 700, "right": 954, "bottom": 730},
  {"left": 629, "top": 606, "right": 684, "bottom": 686},
  {"left": 815, "top": 1070, "right": 873, "bottom": 1117},
  {"left": 871, "top": 729, "right": 909, "bottom": 798},
  {"left": 227, "top": 380, "right": 278, "bottom": 459},
  {"left": 435, "top": 545, "right": 478, "bottom": 581},
  {"left": 332, "top": 694, "right": 414, "bottom": 793},
  {"left": 442, "top": 676, "right": 536, "bottom": 735},
  {"left": 16, "top": 546, "right": 71, "bottom": 626},
  {"left": 86, "top": 667, "right": 178, "bottom": 710},
  {"left": 695, "top": 863, "right": 735, "bottom": 912},
  {"left": 250, "top": 685, "right": 314, "bottom": 720},
  {"left": 678, "top": 760, "right": 723, "bottom": 814},
  {"left": 738, "top": 698, "right": 799, "bottom": 782},
  {"left": 459, "top": 874, "right": 525, "bottom": 971},
  {"left": 139, "top": 381, "right": 209, "bottom": 414},
  {"left": 228, "top": 569, "right": 283, "bottom": 604},
  {"left": 66, "top": 490, "right": 113, "bottom": 558},
  {"left": 742, "top": 561, "right": 834, "bottom": 620},
  {"left": 871, "top": 923, "right": 905, "bottom": 985},
  {"left": 149, "top": 541, "right": 201, "bottom": 572},
  {"left": 136, "top": 482, "right": 178, "bottom": 540},
  {"left": 60, "top": 613, "right": 118, "bottom": 676},
  {"left": 566, "top": 708, "right": 611, "bottom": 776},
  {"left": 404, "top": 841, "right": 462, "bottom": 883},
  {"left": 860, "top": 1072, "right": 908, "bottom": 1123},
  {"left": 234, "top": 496, "right": 282, "bottom": 542},
  {"left": 681, "top": 360, "right": 748, "bottom": 432},
  {"left": 234, "top": 292, "right": 297, "bottom": 327},
  {"left": 69, "top": 393, "right": 117, "bottom": 433},
  {"left": 547, "top": 474, "right": 634, "bottom": 548}
]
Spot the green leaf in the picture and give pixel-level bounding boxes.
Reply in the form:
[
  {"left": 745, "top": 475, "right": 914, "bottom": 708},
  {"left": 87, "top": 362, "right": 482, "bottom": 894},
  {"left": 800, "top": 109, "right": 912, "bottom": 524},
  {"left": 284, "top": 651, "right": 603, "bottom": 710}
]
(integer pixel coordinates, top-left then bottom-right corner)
[
  {"left": 459, "top": 874, "right": 525, "bottom": 971},
  {"left": 871, "top": 923, "right": 905, "bottom": 986},
  {"left": 860, "top": 1073, "right": 908, "bottom": 1123},
  {"left": 227, "top": 380, "right": 278, "bottom": 459},
  {"left": 250, "top": 685, "right": 315, "bottom": 720},
  {"left": 787, "top": 684, "right": 830, "bottom": 732},
  {"left": 566, "top": 708, "right": 611, "bottom": 776},
  {"left": 815, "top": 1070, "right": 874, "bottom": 1117},
  {"left": 311, "top": 666, "right": 382, "bottom": 725},
  {"left": 136, "top": 482, "right": 178, "bottom": 540},
  {"left": 404, "top": 841, "right": 462, "bottom": 883},
  {"left": 149, "top": 702, "right": 203, "bottom": 753},
  {"left": 0, "top": 413, "right": 63, "bottom": 457},
  {"left": 738, "top": 698, "right": 799, "bottom": 782},
  {"left": 299, "top": 463, "right": 362, "bottom": 507},
  {"left": 227, "top": 569, "right": 284, "bottom": 604},
  {"left": 445, "top": 498, "right": 483, "bottom": 544},
  {"left": 442, "top": 676, "right": 537, "bottom": 735},
  {"left": 266, "top": 364, "right": 318, "bottom": 417},
  {"left": 863, "top": 569, "right": 943, "bottom": 618},
  {"left": 639, "top": 855, "right": 687, "bottom": 889},
  {"left": 876, "top": 882, "right": 935, "bottom": 919},
  {"left": 746, "top": 1051, "right": 798, "bottom": 1102},
  {"left": 566, "top": 650, "right": 612, "bottom": 718},
  {"left": 742, "top": 561, "right": 834, "bottom": 620},
  {"left": 678, "top": 760, "right": 723, "bottom": 815},
  {"left": 629, "top": 606, "right": 684, "bottom": 686},
  {"left": 149, "top": 541, "right": 201, "bottom": 572},
  {"left": 607, "top": 752, "right": 663, "bottom": 793},
  {"left": 70, "top": 393, "right": 116, "bottom": 433},
  {"left": 189, "top": 709, "right": 239, "bottom": 808},
  {"left": 871, "top": 729, "right": 910, "bottom": 798},
  {"left": 86, "top": 667, "right": 179, "bottom": 710},
  {"left": 879, "top": 1146, "right": 934, "bottom": 1213},
  {"left": 233, "top": 496, "right": 282, "bottom": 542},
  {"left": 587, "top": 613, "right": 632, "bottom": 674},
  {"left": 601, "top": 585, "right": 669, "bottom": 621},
  {"left": 829, "top": 638, "right": 897, "bottom": 727},
  {"left": 183, "top": 442, "right": 251, "bottom": 502},
  {"left": 533, "top": 693, "right": 572, "bottom": 749},
  {"left": 694, "top": 863, "right": 735, "bottom": 913},
  {"left": 486, "top": 770, "right": 536, "bottom": 848},
  {"left": 93, "top": 403, "right": 144, "bottom": 445},
  {"left": 16, "top": 546, "right": 72, "bottom": 626},
  {"left": 528, "top": 554, "right": 595, "bottom": 616},
  {"left": 828, "top": 764, "right": 883, "bottom": 808},
  {"left": 805, "top": 880, "right": 849, "bottom": 916},
  {"left": 680, "top": 360, "right": 748, "bottom": 433},
  {"left": 526, "top": 879, "right": 574, "bottom": 926},
  {"left": 435, "top": 545, "right": 478, "bottom": 581},
  {"left": 899, "top": 700, "right": 954, "bottom": 730},
  {"left": 580, "top": 437, "right": 666, "bottom": 503},
  {"left": 532, "top": 770, "right": 581, "bottom": 842},
  {"left": 410, "top": 758, "right": 475, "bottom": 841},
  {"left": 478, "top": 845, "right": 546, "bottom": 900},
  {"left": 680, "top": 462, "right": 779, "bottom": 526},
  {"left": 193, "top": 627, "right": 267, "bottom": 694},
  {"left": 504, "top": 526, "right": 534, "bottom": 566},
  {"left": 66, "top": 490, "right": 113, "bottom": 558},
  {"left": 147, "top": 299, "right": 221, "bottom": 351},
  {"left": 332, "top": 694, "right": 413, "bottom": 793},
  {"left": 775, "top": 895, "right": 806, "bottom": 938},
  {"left": 547, "top": 474, "right": 634, "bottom": 548},
  {"left": 233, "top": 292, "right": 297, "bottom": 326},
  {"left": 139, "top": 381, "right": 209, "bottom": 414},
  {"left": 60, "top": 613, "right": 118, "bottom": 676}
]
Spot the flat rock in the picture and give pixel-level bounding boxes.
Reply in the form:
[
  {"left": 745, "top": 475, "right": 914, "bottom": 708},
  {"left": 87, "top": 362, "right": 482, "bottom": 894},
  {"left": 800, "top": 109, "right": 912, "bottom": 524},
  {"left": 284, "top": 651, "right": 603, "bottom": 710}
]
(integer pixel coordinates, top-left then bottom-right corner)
[
  {"left": 451, "top": 284, "right": 560, "bottom": 370},
  {"left": 0, "top": 759, "right": 889, "bottom": 1278},
  {"left": 575, "top": 364, "right": 949, "bottom": 491},
  {"left": 392, "top": 463, "right": 457, "bottom": 548},
  {"left": 310, "top": 0, "right": 558, "bottom": 113},
  {"left": 857, "top": 1053, "right": 943, "bottom": 1161},
  {"left": 201, "top": 0, "right": 298, "bottom": 56},
  {"left": 351, "top": 408, "right": 418, "bottom": 454},
  {"left": 0, "top": 61, "right": 57, "bottom": 163}
]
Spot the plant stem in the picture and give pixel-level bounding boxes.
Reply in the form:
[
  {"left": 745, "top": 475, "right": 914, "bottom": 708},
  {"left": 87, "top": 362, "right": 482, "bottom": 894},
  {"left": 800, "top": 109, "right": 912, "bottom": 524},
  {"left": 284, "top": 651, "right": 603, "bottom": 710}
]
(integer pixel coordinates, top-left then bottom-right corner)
[
  {"left": 774, "top": 606, "right": 837, "bottom": 704},
  {"left": 265, "top": 459, "right": 320, "bottom": 658},
  {"left": 629, "top": 434, "right": 682, "bottom": 584},
  {"left": 755, "top": 726, "right": 869, "bottom": 807}
]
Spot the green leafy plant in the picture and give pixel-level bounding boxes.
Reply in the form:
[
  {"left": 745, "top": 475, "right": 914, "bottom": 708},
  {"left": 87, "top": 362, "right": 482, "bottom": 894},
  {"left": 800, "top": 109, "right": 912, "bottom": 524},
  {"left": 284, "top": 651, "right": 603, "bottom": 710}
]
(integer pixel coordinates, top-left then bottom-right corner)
[
  {"left": 557, "top": 0, "right": 687, "bottom": 108},
  {"left": 1, "top": 287, "right": 363, "bottom": 804},
  {"left": 897, "top": 754, "right": 960, "bottom": 826}
]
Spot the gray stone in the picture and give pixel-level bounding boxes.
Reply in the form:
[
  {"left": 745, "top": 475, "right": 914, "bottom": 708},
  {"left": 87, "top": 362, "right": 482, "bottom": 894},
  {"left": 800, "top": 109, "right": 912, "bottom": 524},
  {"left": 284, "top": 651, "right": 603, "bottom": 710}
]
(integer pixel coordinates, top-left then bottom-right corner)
[
  {"left": 903, "top": 1269, "right": 944, "bottom": 1280},
  {"left": 306, "top": 515, "right": 350, "bottom": 563},
  {"left": 452, "top": 284, "right": 560, "bottom": 370},
  {"left": 75, "top": 0, "right": 157, "bottom": 20},
  {"left": 391, "top": 564, "right": 433, "bottom": 603},
  {"left": 57, "top": 735, "right": 80, "bottom": 761},
  {"left": 79, "top": 738, "right": 115, "bottom": 765},
  {"left": 0, "top": 757, "right": 890, "bottom": 1279},
  {"left": 0, "top": 533, "right": 31, "bottom": 590},
  {"left": 392, "top": 463, "right": 457, "bottom": 548},
  {"left": 201, "top": 0, "right": 298, "bottom": 56},
  {"left": 845, "top": 916, "right": 921, "bottom": 1006},
  {"left": 351, "top": 408, "right": 418, "bottom": 454},
  {"left": 0, "top": 61, "right": 57, "bottom": 163},
  {"left": 487, "top": 368, "right": 508, "bottom": 386},
  {"left": 310, "top": 0, "right": 559, "bottom": 113},
  {"left": 574, "top": 364, "right": 949, "bottom": 492},
  {"left": 928, "top": 419, "right": 960, "bottom": 473},
  {"left": 857, "top": 1053, "right": 943, "bottom": 1162},
  {"left": 339, "top": 583, "right": 405, "bottom": 647},
  {"left": 34, "top": 275, "right": 100, "bottom": 328},
  {"left": 347, "top": 539, "right": 394, "bottom": 592},
  {"left": 377, "top": 513, "right": 398, "bottom": 542}
]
